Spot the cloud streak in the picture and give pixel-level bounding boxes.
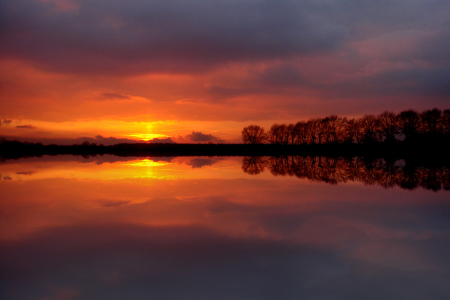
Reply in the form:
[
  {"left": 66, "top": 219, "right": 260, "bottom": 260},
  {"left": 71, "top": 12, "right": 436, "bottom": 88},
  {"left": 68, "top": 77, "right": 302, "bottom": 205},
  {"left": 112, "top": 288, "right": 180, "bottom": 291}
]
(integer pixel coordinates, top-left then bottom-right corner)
[
  {"left": 100, "top": 93, "right": 131, "bottom": 100},
  {"left": 16, "top": 125, "right": 36, "bottom": 129}
]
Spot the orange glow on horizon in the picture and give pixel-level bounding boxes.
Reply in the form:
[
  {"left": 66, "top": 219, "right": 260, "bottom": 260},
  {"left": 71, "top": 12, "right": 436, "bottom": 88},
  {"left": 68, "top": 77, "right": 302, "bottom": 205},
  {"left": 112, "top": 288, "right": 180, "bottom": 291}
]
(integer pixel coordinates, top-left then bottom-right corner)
[
  {"left": 126, "top": 133, "right": 169, "bottom": 141},
  {"left": 0, "top": 116, "right": 251, "bottom": 144}
]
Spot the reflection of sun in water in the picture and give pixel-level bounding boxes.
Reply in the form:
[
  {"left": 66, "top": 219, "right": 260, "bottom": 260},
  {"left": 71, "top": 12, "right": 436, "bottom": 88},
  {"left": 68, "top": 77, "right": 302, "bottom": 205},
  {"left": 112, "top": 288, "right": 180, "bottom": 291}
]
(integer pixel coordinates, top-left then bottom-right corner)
[
  {"left": 127, "top": 159, "right": 170, "bottom": 167},
  {"left": 1, "top": 157, "right": 246, "bottom": 183},
  {"left": 126, "top": 159, "right": 173, "bottom": 179}
]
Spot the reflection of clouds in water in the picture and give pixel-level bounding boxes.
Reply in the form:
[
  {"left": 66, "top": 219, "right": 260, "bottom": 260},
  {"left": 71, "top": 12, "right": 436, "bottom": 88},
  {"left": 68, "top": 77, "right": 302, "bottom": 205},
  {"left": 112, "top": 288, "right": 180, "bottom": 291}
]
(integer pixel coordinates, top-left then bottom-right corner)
[
  {"left": 1, "top": 175, "right": 12, "bottom": 181},
  {"left": 15, "top": 171, "right": 36, "bottom": 175},
  {"left": 1, "top": 223, "right": 449, "bottom": 300},
  {"left": 185, "top": 157, "right": 221, "bottom": 169},
  {"left": 0, "top": 224, "right": 348, "bottom": 299},
  {"left": 1, "top": 157, "right": 450, "bottom": 299}
]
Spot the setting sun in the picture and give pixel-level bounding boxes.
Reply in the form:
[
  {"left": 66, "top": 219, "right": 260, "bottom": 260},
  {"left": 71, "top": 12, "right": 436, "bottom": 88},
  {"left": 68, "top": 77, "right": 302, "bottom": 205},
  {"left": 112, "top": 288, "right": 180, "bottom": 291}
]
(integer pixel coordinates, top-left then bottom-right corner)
[{"left": 126, "top": 133, "right": 169, "bottom": 141}]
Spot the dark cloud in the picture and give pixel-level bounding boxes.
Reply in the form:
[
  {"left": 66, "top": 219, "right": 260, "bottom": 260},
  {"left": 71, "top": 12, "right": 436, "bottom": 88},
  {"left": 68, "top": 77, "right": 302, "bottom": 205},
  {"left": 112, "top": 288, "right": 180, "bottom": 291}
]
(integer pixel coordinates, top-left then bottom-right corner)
[
  {"left": 100, "top": 200, "right": 131, "bottom": 208},
  {"left": 258, "top": 64, "right": 308, "bottom": 88},
  {"left": 186, "top": 131, "right": 222, "bottom": 143},
  {"left": 0, "top": 119, "right": 12, "bottom": 125},
  {"left": 206, "top": 86, "right": 258, "bottom": 101},
  {"left": 0, "top": 0, "right": 348, "bottom": 74},
  {"left": 415, "top": 27, "right": 450, "bottom": 66},
  {"left": 202, "top": 65, "right": 310, "bottom": 102},
  {"left": 16, "top": 125, "right": 36, "bottom": 129},
  {"left": 323, "top": 67, "right": 450, "bottom": 100},
  {"left": 92, "top": 135, "right": 140, "bottom": 145},
  {"left": 314, "top": 1, "right": 450, "bottom": 40},
  {"left": 206, "top": 86, "right": 241, "bottom": 99},
  {"left": 1, "top": 0, "right": 449, "bottom": 115},
  {"left": 100, "top": 93, "right": 130, "bottom": 100},
  {"left": 208, "top": 65, "right": 450, "bottom": 106}
]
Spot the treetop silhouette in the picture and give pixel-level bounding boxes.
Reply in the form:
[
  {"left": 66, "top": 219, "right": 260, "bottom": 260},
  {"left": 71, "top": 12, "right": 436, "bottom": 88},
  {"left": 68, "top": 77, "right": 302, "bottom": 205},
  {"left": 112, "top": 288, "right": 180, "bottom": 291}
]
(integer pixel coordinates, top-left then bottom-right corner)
[{"left": 242, "top": 108, "right": 450, "bottom": 145}]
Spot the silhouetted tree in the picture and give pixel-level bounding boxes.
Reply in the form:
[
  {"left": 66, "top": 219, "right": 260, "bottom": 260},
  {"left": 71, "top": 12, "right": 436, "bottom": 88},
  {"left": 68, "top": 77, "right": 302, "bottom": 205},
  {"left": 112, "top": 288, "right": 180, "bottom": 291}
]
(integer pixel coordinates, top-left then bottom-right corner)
[
  {"left": 333, "top": 116, "right": 348, "bottom": 143},
  {"left": 317, "top": 117, "right": 329, "bottom": 144},
  {"left": 280, "top": 124, "right": 290, "bottom": 145},
  {"left": 322, "top": 115, "right": 347, "bottom": 143},
  {"left": 360, "top": 115, "right": 380, "bottom": 143},
  {"left": 378, "top": 111, "right": 399, "bottom": 142},
  {"left": 442, "top": 109, "right": 450, "bottom": 135},
  {"left": 420, "top": 108, "right": 442, "bottom": 135},
  {"left": 398, "top": 109, "right": 420, "bottom": 140},
  {"left": 293, "top": 121, "right": 308, "bottom": 145},
  {"left": 345, "top": 118, "right": 362, "bottom": 144},
  {"left": 268, "top": 124, "right": 289, "bottom": 145},
  {"left": 267, "top": 124, "right": 280, "bottom": 144},
  {"left": 306, "top": 119, "right": 320, "bottom": 144},
  {"left": 242, "top": 125, "right": 267, "bottom": 144},
  {"left": 287, "top": 124, "right": 296, "bottom": 145},
  {"left": 241, "top": 107, "right": 448, "bottom": 146}
]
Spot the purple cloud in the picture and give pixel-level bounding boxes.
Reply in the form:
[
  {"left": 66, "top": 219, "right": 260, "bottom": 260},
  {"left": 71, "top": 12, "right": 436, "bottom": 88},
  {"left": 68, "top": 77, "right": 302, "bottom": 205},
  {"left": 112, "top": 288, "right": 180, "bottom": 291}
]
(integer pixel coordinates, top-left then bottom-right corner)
[
  {"left": 186, "top": 131, "right": 222, "bottom": 143},
  {"left": 0, "top": 0, "right": 347, "bottom": 74}
]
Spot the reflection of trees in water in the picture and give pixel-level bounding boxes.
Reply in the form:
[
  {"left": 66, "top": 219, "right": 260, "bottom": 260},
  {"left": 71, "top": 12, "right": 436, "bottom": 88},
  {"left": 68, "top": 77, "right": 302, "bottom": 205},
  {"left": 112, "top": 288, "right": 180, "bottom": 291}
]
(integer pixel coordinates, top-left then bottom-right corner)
[
  {"left": 241, "top": 156, "right": 267, "bottom": 175},
  {"left": 242, "top": 156, "right": 450, "bottom": 191}
]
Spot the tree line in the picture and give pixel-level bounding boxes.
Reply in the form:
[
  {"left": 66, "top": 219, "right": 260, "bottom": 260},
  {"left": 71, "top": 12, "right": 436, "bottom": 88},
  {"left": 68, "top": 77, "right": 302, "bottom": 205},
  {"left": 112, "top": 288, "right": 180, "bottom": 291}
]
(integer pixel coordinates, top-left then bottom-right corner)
[{"left": 242, "top": 108, "right": 450, "bottom": 145}]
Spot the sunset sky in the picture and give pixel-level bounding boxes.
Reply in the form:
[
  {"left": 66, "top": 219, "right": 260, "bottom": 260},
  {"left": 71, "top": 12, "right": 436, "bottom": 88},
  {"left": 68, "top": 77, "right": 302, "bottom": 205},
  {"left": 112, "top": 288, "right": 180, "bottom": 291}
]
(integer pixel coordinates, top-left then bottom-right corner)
[{"left": 1, "top": 0, "right": 449, "bottom": 144}]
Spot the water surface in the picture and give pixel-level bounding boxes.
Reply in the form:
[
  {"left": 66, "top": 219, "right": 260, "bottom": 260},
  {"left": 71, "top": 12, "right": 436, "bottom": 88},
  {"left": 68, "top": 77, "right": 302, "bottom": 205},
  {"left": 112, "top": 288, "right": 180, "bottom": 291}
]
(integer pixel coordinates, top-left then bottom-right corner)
[{"left": 1, "top": 156, "right": 449, "bottom": 299}]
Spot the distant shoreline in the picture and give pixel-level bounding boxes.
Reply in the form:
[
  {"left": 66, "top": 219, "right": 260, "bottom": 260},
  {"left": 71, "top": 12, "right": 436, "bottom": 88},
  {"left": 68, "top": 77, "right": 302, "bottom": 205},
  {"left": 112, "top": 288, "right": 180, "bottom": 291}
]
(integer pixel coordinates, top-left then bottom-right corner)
[{"left": 1, "top": 139, "right": 449, "bottom": 164}]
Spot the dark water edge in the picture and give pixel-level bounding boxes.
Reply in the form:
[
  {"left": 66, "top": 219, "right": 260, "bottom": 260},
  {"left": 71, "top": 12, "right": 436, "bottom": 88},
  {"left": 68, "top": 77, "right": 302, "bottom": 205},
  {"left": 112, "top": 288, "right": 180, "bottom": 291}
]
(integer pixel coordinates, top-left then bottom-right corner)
[{"left": 1, "top": 139, "right": 450, "bottom": 163}]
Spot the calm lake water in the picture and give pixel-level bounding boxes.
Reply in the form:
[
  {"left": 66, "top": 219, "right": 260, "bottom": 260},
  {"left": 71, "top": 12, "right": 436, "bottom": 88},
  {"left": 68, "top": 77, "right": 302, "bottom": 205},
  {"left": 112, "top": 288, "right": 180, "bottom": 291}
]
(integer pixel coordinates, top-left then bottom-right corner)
[{"left": 1, "top": 155, "right": 449, "bottom": 300}]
